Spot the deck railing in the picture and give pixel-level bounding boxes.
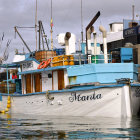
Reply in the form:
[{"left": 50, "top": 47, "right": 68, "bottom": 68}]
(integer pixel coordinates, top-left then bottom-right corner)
[{"left": 50, "top": 54, "right": 112, "bottom": 67}]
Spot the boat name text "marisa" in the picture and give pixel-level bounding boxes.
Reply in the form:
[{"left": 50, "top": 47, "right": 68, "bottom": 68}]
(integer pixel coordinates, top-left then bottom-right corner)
[{"left": 69, "top": 92, "right": 102, "bottom": 102}]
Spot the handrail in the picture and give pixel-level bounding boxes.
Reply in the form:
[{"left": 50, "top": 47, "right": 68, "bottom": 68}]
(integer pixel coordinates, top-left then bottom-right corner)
[{"left": 50, "top": 54, "right": 113, "bottom": 66}]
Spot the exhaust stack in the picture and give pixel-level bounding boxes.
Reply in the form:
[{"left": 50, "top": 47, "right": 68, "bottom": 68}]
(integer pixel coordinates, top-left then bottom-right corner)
[
  {"left": 93, "top": 32, "right": 97, "bottom": 55},
  {"left": 58, "top": 33, "right": 76, "bottom": 54},
  {"left": 87, "top": 26, "right": 94, "bottom": 53},
  {"left": 65, "top": 32, "right": 71, "bottom": 55},
  {"left": 99, "top": 25, "right": 108, "bottom": 63},
  {"left": 86, "top": 11, "right": 100, "bottom": 54},
  {"left": 86, "top": 26, "right": 94, "bottom": 63}
]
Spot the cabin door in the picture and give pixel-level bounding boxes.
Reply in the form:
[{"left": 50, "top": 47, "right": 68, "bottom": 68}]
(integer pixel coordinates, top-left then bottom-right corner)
[
  {"left": 34, "top": 73, "right": 42, "bottom": 92},
  {"left": 26, "top": 74, "right": 32, "bottom": 93},
  {"left": 58, "top": 70, "right": 64, "bottom": 90}
]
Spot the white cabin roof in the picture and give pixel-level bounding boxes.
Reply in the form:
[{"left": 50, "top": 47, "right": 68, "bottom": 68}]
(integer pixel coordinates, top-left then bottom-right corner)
[
  {"left": 97, "top": 31, "right": 123, "bottom": 44},
  {"left": 13, "top": 54, "right": 25, "bottom": 63}
]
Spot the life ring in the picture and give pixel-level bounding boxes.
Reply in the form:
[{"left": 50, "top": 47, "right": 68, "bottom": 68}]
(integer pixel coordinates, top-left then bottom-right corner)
[
  {"left": 37, "top": 59, "right": 51, "bottom": 69},
  {"left": 43, "top": 58, "right": 51, "bottom": 68}
]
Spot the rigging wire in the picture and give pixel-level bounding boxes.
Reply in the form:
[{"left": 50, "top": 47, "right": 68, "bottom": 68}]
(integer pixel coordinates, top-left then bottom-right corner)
[
  {"left": 81, "top": 0, "right": 84, "bottom": 42},
  {"left": 35, "top": 0, "right": 38, "bottom": 51},
  {"left": 50, "top": 0, "right": 53, "bottom": 51}
]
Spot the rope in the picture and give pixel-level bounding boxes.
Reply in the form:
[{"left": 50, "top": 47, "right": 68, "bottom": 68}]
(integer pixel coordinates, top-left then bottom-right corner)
[
  {"left": 46, "top": 91, "right": 54, "bottom": 100},
  {"left": 15, "top": 26, "right": 35, "bottom": 29}
]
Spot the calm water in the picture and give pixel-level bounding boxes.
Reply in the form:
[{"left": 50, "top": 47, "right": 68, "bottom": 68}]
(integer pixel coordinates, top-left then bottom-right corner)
[{"left": 0, "top": 113, "right": 140, "bottom": 140}]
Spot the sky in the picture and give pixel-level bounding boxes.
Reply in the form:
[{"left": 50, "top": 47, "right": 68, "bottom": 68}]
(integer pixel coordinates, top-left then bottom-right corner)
[{"left": 0, "top": 0, "right": 139, "bottom": 63}]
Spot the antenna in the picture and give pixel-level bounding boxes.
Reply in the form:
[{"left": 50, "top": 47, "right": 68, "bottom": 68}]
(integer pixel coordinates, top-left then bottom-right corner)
[
  {"left": 132, "top": 4, "right": 135, "bottom": 21},
  {"left": 23, "top": 47, "right": 25, "bottom": 54},
  {"left": 35, "top": 0, "right": 38, "bottom": 51},
  {"left": 0, "top": 32, "right": 4, "bottom": 50},
  {"left": 3, "top": 40, "right": 11, "bottom": 61},
  {"left": 81, "top": 0, "right": 83, "bottom": 42},
  {"left": 50, "top": 0, "right": 53, "bottom": 51}
]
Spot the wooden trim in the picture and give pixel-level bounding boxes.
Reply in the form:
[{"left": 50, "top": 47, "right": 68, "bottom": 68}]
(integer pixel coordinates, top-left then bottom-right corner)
[
  {"left": 58, "top": 70, "right": 64, "bottom": 90},
  {"left": 34, "top": 73, "right": 42, "bottom": 92},
  {"left": 40, "top": 73, "right": 42, "bottom": 92},
  {"left": 52, "top": 71, "right": 54, "bottom": 90},
  {"left": 26, "top": 74, "right": 32, "bottom": 94},
  {"left": 31, "top": 74, "right": 33, "bottom": 93},
  {"left": 33, "top": 74, "right": 35, "bottom": 92},
  {"left": 22, "top": 75, "right": 24, "bottom": 94}
]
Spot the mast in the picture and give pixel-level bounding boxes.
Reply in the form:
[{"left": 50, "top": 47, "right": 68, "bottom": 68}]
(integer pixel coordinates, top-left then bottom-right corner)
[
  {"left": 81, "top": 0, "right": 83, "bottom": 42},
  {"left": 50, "top": 0, "right": 53, "bottom": 51},
  {"left": 38, "top": 20, "right": 41, "bottom": 50},
  {"left": 35, "top": 0, "right": 38, "bottom": 51}
]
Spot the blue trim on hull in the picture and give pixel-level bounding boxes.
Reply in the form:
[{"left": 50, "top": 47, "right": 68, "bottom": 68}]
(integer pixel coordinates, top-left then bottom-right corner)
[{"left": 0, "top": 84, "right": 127, "bottom": 97}]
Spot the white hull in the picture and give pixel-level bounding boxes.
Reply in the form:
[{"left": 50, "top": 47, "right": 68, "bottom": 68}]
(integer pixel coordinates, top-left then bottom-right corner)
[{"left": 0, "top": 85, "right": 140, "bottom": 118}]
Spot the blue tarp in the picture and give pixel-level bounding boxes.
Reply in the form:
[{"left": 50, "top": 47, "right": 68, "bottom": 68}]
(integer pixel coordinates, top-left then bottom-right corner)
[{"left": 0, "top": 63, "right": 20, "bottom": 68}]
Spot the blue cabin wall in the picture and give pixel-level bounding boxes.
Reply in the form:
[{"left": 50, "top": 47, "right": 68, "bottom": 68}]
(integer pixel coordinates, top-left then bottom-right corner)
[
  {"left": 120, "top": 48, "right": 133, "bottom": 63},
  {"left": 67, "top": 63, "right": 138, "bottom": 85},
  {"left": 81, "top": 42, "right": 100, "bottom": 54}
]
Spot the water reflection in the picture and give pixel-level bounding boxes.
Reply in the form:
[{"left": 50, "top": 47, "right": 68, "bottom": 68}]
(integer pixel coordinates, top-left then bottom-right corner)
[{"left": 0, "top": 113, "right": 140, "bottom": 139}]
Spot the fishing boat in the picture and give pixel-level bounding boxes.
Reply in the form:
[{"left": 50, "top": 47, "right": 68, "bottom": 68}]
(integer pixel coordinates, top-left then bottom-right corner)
[{"left": 0, "top": 10, "right": 140, "bottom": 118}]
